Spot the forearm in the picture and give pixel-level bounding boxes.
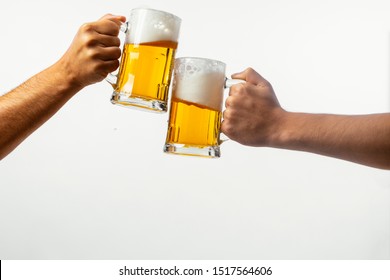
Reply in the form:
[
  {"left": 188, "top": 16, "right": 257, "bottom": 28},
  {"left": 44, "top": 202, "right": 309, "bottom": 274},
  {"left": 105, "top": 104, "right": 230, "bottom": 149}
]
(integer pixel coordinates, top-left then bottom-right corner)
[
  {"left": 273, "top": 112, "right": 390, "bottom": 169},
  {"left": 0, "top": 62, "right": 82, "bottom": 160},
  {"left": 0, "top": 15, "right": 124, "bottom": 160}
]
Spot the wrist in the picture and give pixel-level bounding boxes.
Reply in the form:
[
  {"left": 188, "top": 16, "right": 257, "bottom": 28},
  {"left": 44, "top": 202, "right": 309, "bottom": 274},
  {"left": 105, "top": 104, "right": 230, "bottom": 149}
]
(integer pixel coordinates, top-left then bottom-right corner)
[
  {"left": 52, "top": 58, "right": 85, "bottom": 94},
  {"left": 268, "top": 110, "right": 298, "bottom": 149}
]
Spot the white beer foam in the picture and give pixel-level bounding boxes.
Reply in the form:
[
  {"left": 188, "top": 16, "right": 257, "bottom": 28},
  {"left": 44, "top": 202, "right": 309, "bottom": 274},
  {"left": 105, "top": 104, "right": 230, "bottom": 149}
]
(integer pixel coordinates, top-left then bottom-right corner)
[
  {"left": 173, "top": 58, "right": 226, "bottom": 111},
  {"left": 126, "top": 9, "right": 181, "bottom": 44}
]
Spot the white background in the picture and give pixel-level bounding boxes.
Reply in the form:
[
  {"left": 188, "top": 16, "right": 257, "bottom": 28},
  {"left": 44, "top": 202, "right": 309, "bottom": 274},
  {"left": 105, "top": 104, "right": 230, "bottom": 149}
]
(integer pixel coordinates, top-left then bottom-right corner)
[{"left": 0, "top": 0, "right": 389, "bottom": 259}]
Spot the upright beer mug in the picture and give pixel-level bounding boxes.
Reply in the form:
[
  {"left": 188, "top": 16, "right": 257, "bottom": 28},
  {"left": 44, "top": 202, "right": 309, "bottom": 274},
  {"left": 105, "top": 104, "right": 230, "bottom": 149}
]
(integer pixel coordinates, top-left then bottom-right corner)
[
  {"left": 108, "top": 8, "right": 181, "bottom": 112},
  {"left": 164, "top": 57, "right": 243, "bottom": 158}
]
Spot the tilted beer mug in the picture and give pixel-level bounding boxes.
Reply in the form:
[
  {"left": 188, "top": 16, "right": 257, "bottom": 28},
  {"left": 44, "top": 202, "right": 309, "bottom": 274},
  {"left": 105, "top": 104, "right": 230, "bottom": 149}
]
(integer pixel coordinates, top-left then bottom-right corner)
[
  {"left": 107, "top": 8, "right": 181, "bottom": 112},
  {"left": 163, "top": 57, "right": 243, "bottom": 158}
]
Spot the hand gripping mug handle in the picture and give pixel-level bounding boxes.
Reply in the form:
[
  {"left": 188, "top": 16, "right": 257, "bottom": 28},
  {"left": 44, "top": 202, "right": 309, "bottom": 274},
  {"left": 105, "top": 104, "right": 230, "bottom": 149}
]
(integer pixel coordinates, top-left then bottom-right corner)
[
  {"left": 105, "top": 22, "right": 129, "bottom": 88},
  {"left": 219, "top": 77, "right": 246, "bottom": 144}
]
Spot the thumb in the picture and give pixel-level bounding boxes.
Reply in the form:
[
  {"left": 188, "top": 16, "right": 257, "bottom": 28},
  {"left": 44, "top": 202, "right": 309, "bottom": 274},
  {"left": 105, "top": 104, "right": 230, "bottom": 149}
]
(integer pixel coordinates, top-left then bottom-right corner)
[
  {"left": 99, "top": 14, "right": 126, "bottom": 24},
  {"left": 231, "top": 67, "right": 267, "bottom": 86}
]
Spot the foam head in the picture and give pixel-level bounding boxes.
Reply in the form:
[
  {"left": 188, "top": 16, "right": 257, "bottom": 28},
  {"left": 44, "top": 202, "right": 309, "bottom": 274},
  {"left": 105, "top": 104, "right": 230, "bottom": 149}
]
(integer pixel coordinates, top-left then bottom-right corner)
[
  {"left": 126, "top": 8, "right": 181, "bottom": 44},
  {"left": 172, "top": 57, "right": 226, "bottom": 111}
]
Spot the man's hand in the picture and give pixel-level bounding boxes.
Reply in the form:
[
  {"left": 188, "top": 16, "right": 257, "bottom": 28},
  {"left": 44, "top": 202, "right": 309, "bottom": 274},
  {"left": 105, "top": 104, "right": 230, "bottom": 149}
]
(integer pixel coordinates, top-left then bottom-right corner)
[
  {"left": 56, "top": 14, "right": 126, "bottom": 89},
  {"left": 221, "top": 68, "right": 286, "bottom": 147},
  {"left": 221, "top": 67, "right": 390, "bottom": 169}
]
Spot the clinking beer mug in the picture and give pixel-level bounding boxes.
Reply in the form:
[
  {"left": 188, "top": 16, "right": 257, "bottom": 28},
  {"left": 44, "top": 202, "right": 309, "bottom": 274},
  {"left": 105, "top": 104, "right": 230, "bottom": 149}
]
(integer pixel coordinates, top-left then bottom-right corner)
[
  {"left": 107, "top": 8, "right": 181, "bottom": 112},
  {"left": 163, "top": 57, "right": 244, "bottom": 158}
]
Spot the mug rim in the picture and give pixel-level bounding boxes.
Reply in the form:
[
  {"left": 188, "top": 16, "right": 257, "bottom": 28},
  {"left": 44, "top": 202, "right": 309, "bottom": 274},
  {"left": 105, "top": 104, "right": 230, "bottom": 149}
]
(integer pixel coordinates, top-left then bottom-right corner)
[{"left": 130, "top": 7, "right": 182, "bottom": 22}]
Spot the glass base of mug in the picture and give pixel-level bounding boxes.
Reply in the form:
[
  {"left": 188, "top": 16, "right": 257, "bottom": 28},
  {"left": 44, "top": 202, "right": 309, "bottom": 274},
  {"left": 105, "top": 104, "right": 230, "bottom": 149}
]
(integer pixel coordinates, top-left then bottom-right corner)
[
  {"left": 163, "top": 143, "right": 220, "bottom": 158},
  {"left": 111, "top": 91, "right": 167, "bottom": 113}
]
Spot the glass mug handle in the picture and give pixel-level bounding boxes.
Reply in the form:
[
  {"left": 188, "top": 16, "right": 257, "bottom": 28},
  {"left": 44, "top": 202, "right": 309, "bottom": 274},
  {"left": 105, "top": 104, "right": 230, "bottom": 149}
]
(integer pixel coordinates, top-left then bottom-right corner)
[
  {"left": 224, "top": 77, "right": 245, "bottom": 89},
  {"left": 219, "top": 77, "right": 246, "bottom": 143},
  {"left": 105, "top": 22, "right": 129, "bottom": 87}
]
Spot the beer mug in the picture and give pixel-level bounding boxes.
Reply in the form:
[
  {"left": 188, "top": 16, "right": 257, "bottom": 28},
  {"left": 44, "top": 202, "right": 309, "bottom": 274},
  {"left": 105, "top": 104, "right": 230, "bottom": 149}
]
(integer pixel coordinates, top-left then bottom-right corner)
[
  {"left": 163, "top": 57, "right": 244, "bottom": 158},
  {"left": 107, "top": 8, "right": 181, "bottom": 112}
]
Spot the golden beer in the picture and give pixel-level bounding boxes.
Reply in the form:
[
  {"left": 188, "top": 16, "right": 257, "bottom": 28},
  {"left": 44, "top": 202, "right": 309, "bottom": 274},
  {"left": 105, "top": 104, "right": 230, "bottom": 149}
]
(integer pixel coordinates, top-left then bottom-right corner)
[
  {"left": 113, "top": 41, "right": 177, "bottom": 107},
  {"left": 166, "top": 97, "right": 222, "bottom": 147},
  {"left": 109, "top": 8, "right": 181, "bottom": 112},
  {"left": 164, "top": 57, "right": 227, "bottom": 158}
]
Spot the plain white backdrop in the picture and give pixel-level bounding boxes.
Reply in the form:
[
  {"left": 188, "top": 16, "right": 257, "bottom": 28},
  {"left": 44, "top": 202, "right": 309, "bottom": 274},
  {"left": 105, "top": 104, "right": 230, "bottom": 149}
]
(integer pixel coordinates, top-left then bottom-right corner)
[{"left": 0, "top": 0, "right": 389, "bottom": 259}]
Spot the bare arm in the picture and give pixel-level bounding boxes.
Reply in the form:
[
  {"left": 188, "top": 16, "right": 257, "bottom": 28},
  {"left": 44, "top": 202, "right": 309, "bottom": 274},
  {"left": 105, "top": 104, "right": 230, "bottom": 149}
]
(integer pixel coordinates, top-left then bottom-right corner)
[
  {"left": 0, "top": 14, "right": 125, "bottom": 160},
  {"left": 221, "top": 68, "right": 390, "bottom": 169}
]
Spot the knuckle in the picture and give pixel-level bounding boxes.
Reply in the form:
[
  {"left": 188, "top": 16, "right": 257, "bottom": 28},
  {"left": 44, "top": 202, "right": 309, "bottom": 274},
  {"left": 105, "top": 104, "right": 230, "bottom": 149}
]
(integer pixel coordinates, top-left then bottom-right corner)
[
  {"left": 259, "top": 80, "right": 272, "bottom": 89},
  {"left": 221, "top": 121, "right": 234, "bottom": 136},
  {"left": 245, "top": 67, "right": 254, "bottom": 74},
  {"left": 80, "top": 23, "right": 94, "bottom": 33},
  {"left": 92, "top": 62, "right": 102, "bottom": 73},
  {"left": 106, "top": 21, "right": 120, "bottom": 35},
  {"left": 87, "top": 48, "right": 99, "bottom": 59},
  {"left": 113, "top": 47, "right": 122, "bottom": 59},
  {"left": 226, "top": 96, "right": 239, "bottom": 108},
  {"left": 220, "top": 121, "right": 228, "bottom": 134},
  {"left": 223, "top": 109, "right": 232, "bottom": 120},
  {"left": 225, "top": 96, "right": 232, "bottom": 107},
  {"left": 112, "top": 60, "right": 120, "bottom": 69},
  {"left": 230, "top": 84, "right": 244, "bottom": 95},
  {"left": 105, "top": 60, "right": 120, "bottom": 73},
  {"left": 232, "top": 83, "right": 246, "bottom": 96},
  {"left": 82, "top": 33, "right": 97, "bottom": 47}
]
